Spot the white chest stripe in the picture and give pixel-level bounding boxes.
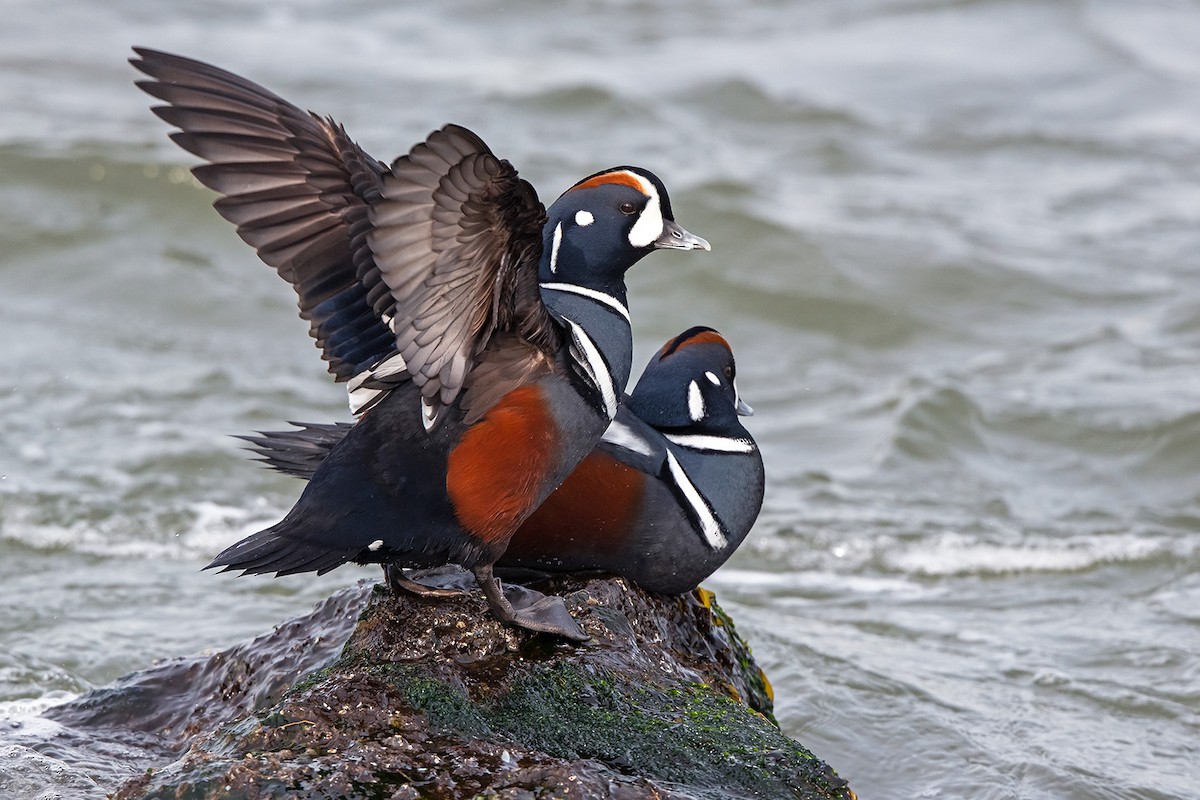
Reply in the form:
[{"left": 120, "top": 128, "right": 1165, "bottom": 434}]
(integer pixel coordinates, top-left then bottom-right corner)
[
  {"left": 563, "top": 317, "right": 618, "bottom": 419},
  {"left": 663, "top": 433, "right": 755, "bottom": 453},
  {"left": 549, "top": 222, "right": 563, "bottom": 274},
  {"left": 540, "top": 282, "right": 630, "bottom": 323},
  {"left": 601, "top": 419, "right": 655, "bottom": 456},
  {"left": 665, "top": 449, "right": 727, "bottom": 550}
]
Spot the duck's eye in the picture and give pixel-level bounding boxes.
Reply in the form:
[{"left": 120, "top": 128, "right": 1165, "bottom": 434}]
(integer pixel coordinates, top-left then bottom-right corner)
[
  {"left": 619, "top": 201, "right": 637, "bottom": 215},
  {"left": 723, "top": 365, "right": 734, "bottom": 380}
]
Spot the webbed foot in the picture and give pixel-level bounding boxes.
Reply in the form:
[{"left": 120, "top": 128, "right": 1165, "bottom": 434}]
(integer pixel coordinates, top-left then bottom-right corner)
[{"left": 474, "top": 564, "right": 589, "bottom": 642}]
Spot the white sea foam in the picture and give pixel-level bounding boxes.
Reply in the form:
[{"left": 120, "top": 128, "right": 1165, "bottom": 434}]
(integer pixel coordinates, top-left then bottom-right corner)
[
  {"left": 883, "top": 531, "right": 1189, "bottom": 578},
  {"left": 0, "top": 500, "right": 285, "bottom": 563}
]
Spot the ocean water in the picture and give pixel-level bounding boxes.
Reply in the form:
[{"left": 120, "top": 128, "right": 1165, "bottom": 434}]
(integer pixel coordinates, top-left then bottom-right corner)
[{"left": 2, "top": 1, "right": 1199, "bottom": 798}]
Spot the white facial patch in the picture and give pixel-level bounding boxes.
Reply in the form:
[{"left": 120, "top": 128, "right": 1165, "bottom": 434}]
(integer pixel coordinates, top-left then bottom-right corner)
[
  {"left": 705, "top": 371, "right": 720, "bottom": 386},
  {"left": 623, "top": 172, "right": 665, "bottom": 249},
  {"left": 575, "top": 210, "right": 594, "bottom": 226},
  {"left": 688, "top": 380, "right": 705, "bottom": 422},
  {"left": 549, "top": 222, "right": 563, "bottom": 274}
]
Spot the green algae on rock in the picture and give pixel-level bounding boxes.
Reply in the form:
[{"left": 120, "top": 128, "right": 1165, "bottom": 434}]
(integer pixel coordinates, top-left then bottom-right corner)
[{"left": 65, "top": 576, "right": 852, "bottom": 799}]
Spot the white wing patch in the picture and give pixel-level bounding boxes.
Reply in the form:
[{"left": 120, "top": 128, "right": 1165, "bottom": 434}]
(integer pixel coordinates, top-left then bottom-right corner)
[
  {"left": 420, "top": 396, "right": 439, "bottom": 432},
  {"left": 368, "top": 539, "right": 384, "bottom": 551},
  {"left": 663, "top": 433, "right": 755, "bottom": 453},
  {"left": 564, "top": 317, "right": 618, "bottom": 419},
  {"left": 665, "top": 449, "right": 727, "bottom": 550},
  {"left": 688, "top": 380, "right": 705, "bottom": 422},
  {"left": 601, "top": 419, "right": 656, "bottom": 456},
  {"left": 348, "top": 351, "right": 408, "bottom": 415}
]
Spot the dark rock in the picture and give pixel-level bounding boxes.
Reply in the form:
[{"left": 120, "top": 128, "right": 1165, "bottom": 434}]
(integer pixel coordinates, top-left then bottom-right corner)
[{"left": 49, "top": 577, "right": 854, "bottom": 800}]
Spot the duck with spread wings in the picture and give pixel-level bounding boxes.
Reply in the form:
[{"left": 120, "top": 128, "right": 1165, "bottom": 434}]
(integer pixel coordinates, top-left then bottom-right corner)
[{"left": 131, "top": 48, "right": 710, "bottom": 640}]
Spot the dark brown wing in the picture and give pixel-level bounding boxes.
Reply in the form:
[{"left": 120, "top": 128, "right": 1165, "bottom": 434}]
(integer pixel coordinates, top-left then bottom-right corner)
[
  {"left": 369, "top": 125, "right": 554, "bottom": 427},
  {"left": 130, "top": 47, "right": 396, "bottom": 383}
]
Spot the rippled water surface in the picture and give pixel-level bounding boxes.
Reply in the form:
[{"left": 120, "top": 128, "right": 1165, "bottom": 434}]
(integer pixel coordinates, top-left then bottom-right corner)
[{"left": 2, "top": 2, "right": 1199, "bottom": 798}]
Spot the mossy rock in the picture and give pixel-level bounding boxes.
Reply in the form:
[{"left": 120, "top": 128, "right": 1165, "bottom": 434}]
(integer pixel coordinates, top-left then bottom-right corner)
[{"left": 58, "top": 576, "right": 851, "bottom": 799}]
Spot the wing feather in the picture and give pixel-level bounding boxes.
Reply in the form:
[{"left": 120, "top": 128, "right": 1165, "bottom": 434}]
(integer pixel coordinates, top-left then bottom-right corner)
[
  {"left": 368, "top": 126, "right": 553, "bottom": 424},
  {"left": 135, "top": 48, "right": 558, "bottom": 421},
  {"left": 131, "top": 47, "right": 395, "bottom": 383}
]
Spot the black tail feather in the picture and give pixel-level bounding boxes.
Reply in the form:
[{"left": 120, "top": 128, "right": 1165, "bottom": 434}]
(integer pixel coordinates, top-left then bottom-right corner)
[
  {"left": 206, "top": 522, "right": 357, "bottom": 577},
  {"left": 234, "top": 421, "right": 350, "bottom": 479}
]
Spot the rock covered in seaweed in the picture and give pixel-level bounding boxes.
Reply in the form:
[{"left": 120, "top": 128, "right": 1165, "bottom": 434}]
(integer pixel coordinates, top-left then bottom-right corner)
[{"left": 48, "top": 576, "right": 853, "bottom": 799}]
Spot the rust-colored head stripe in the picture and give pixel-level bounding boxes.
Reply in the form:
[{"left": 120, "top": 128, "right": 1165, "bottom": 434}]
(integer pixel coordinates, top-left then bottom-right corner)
[
  {"left": 658, "top": 327, "right": 731, "bottom": 360},
  {"left": 567, "top": 170, "right": 648, "bottom": 195}
]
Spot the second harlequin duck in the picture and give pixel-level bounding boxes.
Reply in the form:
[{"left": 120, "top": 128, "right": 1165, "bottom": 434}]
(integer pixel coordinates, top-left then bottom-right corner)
[
  {"left": 131, "top": 48, "right": 709, "bottom": 640},
  {"left": 243, "top": 327, "right": 765, "bottom": 595}
]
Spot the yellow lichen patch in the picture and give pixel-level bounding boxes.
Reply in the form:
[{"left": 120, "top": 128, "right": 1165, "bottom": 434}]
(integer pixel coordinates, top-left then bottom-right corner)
[
  {"left": 759, "top": 669, "right": 774, "bottom": 703},
  {"left": 694, "top": 586, "right": 716, "bottom": 610}
]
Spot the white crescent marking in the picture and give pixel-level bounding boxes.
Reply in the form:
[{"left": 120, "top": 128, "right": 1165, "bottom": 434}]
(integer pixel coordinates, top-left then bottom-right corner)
[
  {"left": 549, "top": 222, "right": 563, "bottom": 274},
  {"left": 688, "top": 380, "right": 705, "bottom": 422}
]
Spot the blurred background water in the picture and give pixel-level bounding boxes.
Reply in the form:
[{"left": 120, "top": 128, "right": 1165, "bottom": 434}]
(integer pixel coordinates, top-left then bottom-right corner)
[{"left": 2, "top": 1, "right": 1199, "bottom": 797}]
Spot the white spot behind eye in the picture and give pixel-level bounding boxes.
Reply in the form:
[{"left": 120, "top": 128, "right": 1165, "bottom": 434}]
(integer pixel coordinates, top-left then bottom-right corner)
[
  {"left": 688, "top": 380, "right": 705, "bottom": 422},
  {"left": 575, "top": 210, "right": 594, "bottom": 226},
  {"left": 705, "top": 371, "right": 720, "bottom": 386}
]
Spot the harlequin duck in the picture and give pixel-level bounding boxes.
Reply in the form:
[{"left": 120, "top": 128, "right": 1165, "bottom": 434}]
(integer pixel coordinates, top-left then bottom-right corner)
[
  {"left": 131, "top": 48, "right": 709, "bottom": 640},
  {"left": 242, "top": 327, "right": 764, "bottom": 595}
]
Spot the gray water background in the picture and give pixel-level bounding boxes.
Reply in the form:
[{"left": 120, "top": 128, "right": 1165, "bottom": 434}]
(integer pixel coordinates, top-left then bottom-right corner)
[{"left": 2, "top": 1, "right": 1199, "bottom": 797}]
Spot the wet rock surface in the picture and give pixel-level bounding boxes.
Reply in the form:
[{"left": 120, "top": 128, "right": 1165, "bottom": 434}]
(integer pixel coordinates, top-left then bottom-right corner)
[{"left": 48, "top": 577, "right": 853, "bottom": 799}]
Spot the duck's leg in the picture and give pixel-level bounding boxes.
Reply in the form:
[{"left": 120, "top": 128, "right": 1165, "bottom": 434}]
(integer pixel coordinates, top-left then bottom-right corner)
[
  {"left": 384, "top": 564, "right": 464, "bottom": 598},
  {"left": 472, "top": 563, "right": 589, "bottom": 641}
]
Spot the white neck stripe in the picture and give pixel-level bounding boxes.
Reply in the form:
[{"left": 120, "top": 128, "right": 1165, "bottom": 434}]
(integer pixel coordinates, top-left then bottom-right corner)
[
  {"left": 563, "top": 317, "right": 618, "bottom": 419},
  {"left": 663, "top": 433, "right": 755, "bottom": 453},
  {"left": 540, "top": 282, "right": 631, "bottom": 323},
  {"left": 665, "top": 449, "right": 727, "bottom": 550}
]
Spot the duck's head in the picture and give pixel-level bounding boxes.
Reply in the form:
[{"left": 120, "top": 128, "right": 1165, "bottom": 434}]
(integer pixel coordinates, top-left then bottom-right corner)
[
  {"left": 539, "top": 167, "right": 710, "bottom": 294},
  {"left": 627, "top": 326, "right": 753, "bottom": 437}
]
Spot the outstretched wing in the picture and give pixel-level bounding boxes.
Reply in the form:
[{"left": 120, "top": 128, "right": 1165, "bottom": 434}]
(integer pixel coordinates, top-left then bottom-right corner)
[
  {"left": 370, "top": 125, "right": 554, "bottom": 428},
  {"left": 131, "top": 48, "right": 401, "bottom": 385},
  {"left": 133, "top": 50, "right": 557, "bottom": 424}
]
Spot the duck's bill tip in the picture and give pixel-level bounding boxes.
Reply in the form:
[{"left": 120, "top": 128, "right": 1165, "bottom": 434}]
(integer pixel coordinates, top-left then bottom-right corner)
[{"left": 654, "top": 220, "right": 711, "bottom": 252}]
